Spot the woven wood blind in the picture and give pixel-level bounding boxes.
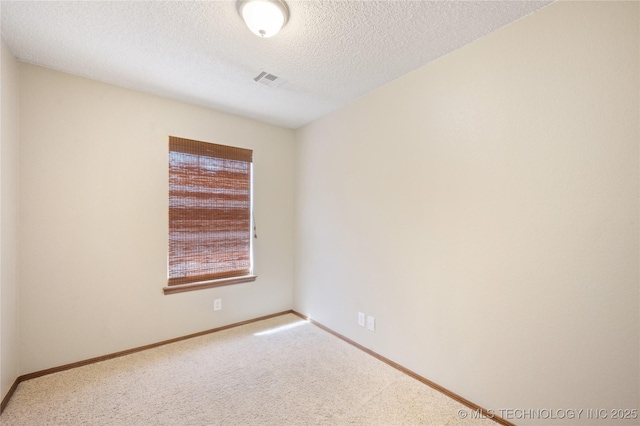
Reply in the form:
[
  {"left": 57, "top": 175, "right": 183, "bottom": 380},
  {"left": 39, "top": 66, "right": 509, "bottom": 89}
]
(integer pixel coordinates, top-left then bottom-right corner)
[{"left": 168, "top": 136, "right": 253, "bottom": 286}]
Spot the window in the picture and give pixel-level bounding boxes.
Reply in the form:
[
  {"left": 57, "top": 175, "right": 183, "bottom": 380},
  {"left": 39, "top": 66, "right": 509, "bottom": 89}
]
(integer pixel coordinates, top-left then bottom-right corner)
[{"left": 164, "top": 136, "right": 256, "bottom": 295}]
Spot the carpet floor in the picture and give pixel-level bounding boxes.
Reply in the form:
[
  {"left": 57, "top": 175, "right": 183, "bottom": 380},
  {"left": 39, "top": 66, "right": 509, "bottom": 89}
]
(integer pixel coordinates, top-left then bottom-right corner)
[{"left": 1, "top": 313, "right": 496, "bottom": 425}]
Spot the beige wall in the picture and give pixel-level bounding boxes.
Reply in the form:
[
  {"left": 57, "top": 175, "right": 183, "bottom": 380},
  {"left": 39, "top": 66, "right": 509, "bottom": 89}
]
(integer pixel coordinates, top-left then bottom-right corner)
[
  {"left": 294, "top": 1, "right": 639, "bottom": 424},
  {"left": 17, "top": 64, "right": 295, "bottom": 374},
  {"left": 1, "top": 40, "right": 19, "bottom": 401}
]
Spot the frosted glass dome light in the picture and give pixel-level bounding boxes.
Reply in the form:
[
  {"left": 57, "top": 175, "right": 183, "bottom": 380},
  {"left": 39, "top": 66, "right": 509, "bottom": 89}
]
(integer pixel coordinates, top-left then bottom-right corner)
[{"left": 237, "top": 0, "right": 289, "bottom": 38}]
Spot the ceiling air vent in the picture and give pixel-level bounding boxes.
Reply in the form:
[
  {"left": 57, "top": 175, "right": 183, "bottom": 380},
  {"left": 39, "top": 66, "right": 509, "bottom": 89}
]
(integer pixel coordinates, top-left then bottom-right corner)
[{"left": 253, "top": 71, "right": 284, "bottom": 88}]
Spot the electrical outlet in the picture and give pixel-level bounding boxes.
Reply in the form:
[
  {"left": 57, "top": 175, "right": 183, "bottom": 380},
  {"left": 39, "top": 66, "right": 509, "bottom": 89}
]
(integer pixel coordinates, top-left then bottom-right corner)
[
  {"left": 367, "top": 315, "right": 375, "bottom": 332},
  {"left": 214, "top": 298, "right": 222, "bottom": 311},
  {"left": 358, "top": 312, "right": 365, "bottom": 327}
]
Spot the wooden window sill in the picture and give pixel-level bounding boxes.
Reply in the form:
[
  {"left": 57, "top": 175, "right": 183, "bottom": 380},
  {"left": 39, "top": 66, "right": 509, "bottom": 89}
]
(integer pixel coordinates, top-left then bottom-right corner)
[{"left": 163, "top": 275, "right": 257, "bottom": 295}]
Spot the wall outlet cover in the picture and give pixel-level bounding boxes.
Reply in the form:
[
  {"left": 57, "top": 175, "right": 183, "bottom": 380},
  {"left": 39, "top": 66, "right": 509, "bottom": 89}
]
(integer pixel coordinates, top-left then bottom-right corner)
[{"left": 367, "top": 315, "right": 375, "bottom": 332}]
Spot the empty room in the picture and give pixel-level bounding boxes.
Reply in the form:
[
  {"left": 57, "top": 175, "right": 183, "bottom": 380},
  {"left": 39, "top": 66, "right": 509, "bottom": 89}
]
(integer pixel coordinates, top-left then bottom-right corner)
[{"left": 1, "top": 1, "right": 638, "bottom": 425}]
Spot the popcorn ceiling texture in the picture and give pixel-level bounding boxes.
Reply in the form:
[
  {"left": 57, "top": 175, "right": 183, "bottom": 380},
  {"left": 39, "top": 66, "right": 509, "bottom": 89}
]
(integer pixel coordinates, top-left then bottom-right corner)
[
  {"left": 0, "top": 314, "right": 497, "bottom": 425},
  {"left": 1, "top": 0, "right": 551, "bottom": 128}
]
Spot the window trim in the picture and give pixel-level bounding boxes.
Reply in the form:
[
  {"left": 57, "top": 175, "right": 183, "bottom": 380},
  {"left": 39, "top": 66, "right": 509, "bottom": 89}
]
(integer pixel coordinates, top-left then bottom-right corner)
[{"left": 163, "top": 274, "right": 257, "bottom": 295}]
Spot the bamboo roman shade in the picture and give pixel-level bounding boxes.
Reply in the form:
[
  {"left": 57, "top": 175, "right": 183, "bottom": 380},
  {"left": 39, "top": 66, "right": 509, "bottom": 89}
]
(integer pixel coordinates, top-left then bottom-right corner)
[{"left": 168, "top": 136, "right": 253, "bottom": 286}]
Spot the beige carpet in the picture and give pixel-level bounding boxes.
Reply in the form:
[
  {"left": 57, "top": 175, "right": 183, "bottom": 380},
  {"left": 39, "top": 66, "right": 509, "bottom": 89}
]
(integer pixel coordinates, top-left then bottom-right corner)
[{"left": 1, "top": 313, "right": 496, "bottom": 425}]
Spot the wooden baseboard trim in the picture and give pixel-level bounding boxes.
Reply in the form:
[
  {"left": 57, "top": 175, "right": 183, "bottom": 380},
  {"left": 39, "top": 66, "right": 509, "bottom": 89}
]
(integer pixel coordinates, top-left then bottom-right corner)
[
  {"left": 0, "top": 377, "right": 20, "bottom": 414},
  {"left": 3, "top": 309, "right": 513, "bottom": 426},
  {"left": 0, "top": 310, "right": 294, "bottom": 414},
  {"left": 291, "top": 310, "right": 515, "bottom": 426}
]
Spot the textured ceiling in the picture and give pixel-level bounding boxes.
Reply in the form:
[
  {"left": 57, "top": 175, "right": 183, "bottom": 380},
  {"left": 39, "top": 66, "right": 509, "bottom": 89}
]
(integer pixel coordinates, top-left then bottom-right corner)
[{"left": 1, "top": 0, "right": 552, "bottom": 129}]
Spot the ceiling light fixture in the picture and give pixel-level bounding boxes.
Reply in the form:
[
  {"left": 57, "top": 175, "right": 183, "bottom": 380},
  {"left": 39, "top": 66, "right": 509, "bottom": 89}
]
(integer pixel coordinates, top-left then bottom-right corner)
[{"left": 237, "top": 0, "right": 289, "bottom": 38}]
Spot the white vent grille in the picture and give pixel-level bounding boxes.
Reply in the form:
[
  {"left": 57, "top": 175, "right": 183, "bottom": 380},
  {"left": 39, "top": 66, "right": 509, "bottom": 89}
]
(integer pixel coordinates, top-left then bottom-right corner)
[{"left": 254, "top": 71, "right": 283, "bottom": 88}]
